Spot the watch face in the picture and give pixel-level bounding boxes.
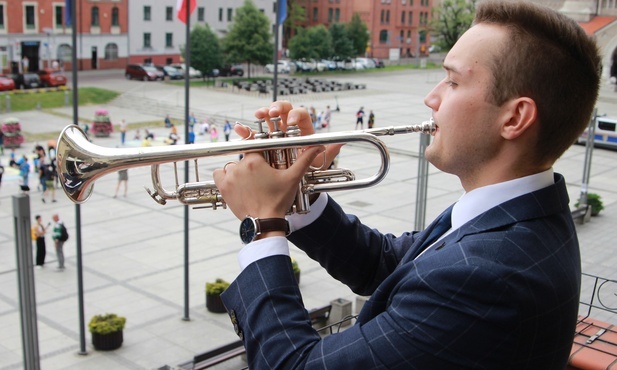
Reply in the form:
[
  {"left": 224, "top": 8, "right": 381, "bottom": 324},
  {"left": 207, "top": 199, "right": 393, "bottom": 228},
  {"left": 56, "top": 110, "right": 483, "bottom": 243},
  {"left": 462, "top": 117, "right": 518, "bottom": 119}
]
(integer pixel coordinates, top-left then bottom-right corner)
[{"left": 240, "top": 217, "right": 257, "bottom": 244}]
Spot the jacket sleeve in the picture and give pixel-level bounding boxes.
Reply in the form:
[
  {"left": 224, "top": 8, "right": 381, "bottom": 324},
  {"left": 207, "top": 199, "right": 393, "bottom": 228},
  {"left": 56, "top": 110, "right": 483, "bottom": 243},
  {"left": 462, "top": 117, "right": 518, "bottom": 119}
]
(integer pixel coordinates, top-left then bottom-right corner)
[{"left": 288, "top": 196, "right": 420, "bottom": 296}]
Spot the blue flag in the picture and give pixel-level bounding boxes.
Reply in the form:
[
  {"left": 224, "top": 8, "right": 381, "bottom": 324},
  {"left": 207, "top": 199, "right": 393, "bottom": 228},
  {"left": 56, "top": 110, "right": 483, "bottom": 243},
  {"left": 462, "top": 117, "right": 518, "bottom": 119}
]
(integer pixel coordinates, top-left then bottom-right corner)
[
  {"left": 278, "top": 0, "right": 287, "bottom": 25},
  {"left": 65, "top": 0, "right": 72, "bottom": 26}
]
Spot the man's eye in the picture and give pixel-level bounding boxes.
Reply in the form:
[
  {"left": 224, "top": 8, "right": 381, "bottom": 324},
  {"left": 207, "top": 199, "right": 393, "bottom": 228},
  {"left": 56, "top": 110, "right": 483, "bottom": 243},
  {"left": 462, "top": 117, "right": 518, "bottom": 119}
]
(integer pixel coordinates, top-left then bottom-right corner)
[{"left": 446, "top": 80, "right": 457, "bottom": 87}]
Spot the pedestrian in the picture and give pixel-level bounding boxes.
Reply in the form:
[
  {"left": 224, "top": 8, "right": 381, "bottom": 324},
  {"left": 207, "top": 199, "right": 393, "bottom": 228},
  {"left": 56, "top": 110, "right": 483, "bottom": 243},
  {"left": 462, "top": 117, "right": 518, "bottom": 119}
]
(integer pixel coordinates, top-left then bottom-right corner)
[
  {"left": 52, "top": 59, "right": 59, "bottom": 70},
  {"left": 22, "top": 56, "right": 29, "bottom": 73},
  {"left": 145, "top": 129, "right": 155, "bottom": 140},
  {"left": 0, "top": 129, "right": 4, "bottom": 155},
  {"left": 168, "top": 124, "right": 179, "bottom": 145},
  {"left": 188, "top": 128, "right": 195, "bottom": 144},
  {"left": 164, "top": 114, "right": 172, "bottom": 128},
  {"left": 368, "top": 110, "right": 375, "bottom": 128},
  {"left": 18, "top": 155, "right": 30, "bottom": 187},
  {"left": 322, "top": 105, "right": 332, "bottom": 130},
  {"left": 210, "top": 126, "right": 219, "bottom": 142},
  {"left": 223, "top": 120, "right": 232, "bottom": 141},
  {"left": 200, "top": 119, "right": 210, "bottom": 135},
  {"left": 211, "top": 1, "right": 601, "bottom": 367},
  {"left": 114, "top": 169, "right": 128, "bottom": 198},
  {"left": 120, "top": 119, "right": 128, "bottom": 145},
  {"left": 0, "top": 159, "right": 4, "bottom": 188},
  {"left": 189, "top": 112, "right": 197, "bottom": 129},
  {"left": 41, "top": 160, "right": 56, "bottom": 203},
  {"left": 355, "top": 106, "right": 365, "bottom": 129},
  {"left": 51, "top": 214, "right": 67, "bottom": 271},
  {"left": 33, "top": 215, "right": 50, "bottom": 268}
]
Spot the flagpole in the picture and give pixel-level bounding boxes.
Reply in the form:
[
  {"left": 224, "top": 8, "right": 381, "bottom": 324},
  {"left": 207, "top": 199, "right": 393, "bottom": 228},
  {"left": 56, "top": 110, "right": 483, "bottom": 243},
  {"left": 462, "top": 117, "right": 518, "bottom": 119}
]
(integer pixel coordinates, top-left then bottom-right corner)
[
  {"left": 182, "top": 0, "right": 191, "bottom": 322},
  {"left": 272, "top": 0, "right": 281, "bottom": 102}
]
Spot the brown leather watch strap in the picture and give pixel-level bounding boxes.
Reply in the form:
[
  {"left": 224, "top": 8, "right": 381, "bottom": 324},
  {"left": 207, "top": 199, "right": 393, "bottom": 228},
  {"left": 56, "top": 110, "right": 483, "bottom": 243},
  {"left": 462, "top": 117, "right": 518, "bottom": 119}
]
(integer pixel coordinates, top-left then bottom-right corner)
[{"left": 256, "top": 218, "right": 290, "bottom": 235}]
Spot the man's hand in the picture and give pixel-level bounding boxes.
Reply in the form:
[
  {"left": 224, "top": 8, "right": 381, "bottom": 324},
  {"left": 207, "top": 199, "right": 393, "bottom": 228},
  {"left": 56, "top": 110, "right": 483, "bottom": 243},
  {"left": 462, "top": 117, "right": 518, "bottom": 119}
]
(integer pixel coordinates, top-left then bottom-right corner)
[{"left": 213, "top": 101, "right": 341, "bottom": 221}]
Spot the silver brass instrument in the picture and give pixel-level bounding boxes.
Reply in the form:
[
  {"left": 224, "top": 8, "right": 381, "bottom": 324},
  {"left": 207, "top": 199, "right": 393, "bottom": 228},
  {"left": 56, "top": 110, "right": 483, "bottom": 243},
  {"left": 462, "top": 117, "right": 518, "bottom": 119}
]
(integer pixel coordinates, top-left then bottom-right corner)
[{"left": 56, "top": 118, "right": 434, "bottom": 214}]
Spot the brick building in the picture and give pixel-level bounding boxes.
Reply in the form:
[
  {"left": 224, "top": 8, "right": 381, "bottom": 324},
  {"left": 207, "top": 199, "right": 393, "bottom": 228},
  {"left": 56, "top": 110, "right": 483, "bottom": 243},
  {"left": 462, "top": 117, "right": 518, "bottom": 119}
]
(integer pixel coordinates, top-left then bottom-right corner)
[{"left": 0, "top": 0, "right": 129, "bottom": 74}]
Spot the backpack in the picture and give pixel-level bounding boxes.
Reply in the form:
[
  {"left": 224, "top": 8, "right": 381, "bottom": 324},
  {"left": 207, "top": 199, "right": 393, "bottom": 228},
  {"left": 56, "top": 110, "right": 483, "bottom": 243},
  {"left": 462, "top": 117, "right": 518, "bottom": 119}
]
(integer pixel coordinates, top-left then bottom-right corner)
[
  {"left": 59, "top": 224, "right": 69, "bottom": 242},
  {"left": 31, "top": 226, "right": 37, "bottom": 241}
]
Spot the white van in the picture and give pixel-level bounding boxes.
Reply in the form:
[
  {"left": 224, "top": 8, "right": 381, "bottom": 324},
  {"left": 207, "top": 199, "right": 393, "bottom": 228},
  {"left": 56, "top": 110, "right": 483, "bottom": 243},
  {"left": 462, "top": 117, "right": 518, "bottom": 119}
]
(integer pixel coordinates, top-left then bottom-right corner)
[{"left": 577, "top": 116, "right": 617, "bottom": 149}]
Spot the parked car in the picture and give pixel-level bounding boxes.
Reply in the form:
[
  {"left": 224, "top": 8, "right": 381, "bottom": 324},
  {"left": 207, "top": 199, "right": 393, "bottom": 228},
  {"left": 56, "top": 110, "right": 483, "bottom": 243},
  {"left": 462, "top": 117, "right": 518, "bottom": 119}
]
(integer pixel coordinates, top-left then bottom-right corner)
[
  {"left": 265, "top": 60, "right": 293, "bottom": 74},
  {"left": 125, "top": 64, "right": 164, "bottom": 81},
  {"left": 321, "top": 59, "right": 337, "bottom": 71},
  {"left": 170, "top": 63, "right": 203, "bottom": 79},
  {"left": 372, "top": 58, "right": 385, "bottom": 68},
  {"left": 355, "top": 57, "right": 376, "bottom": 69},
  {"left": 37, "top": 68, "right": 67, "bottom": 87},
  {"left": 10, "top": 73, "right": 41, "bottom": 89},
  {"left": 0, "top": 75, "right": 15, "bottom": 91},
  {"left": 219, "top": 64, "right": 244, "bottom": 77},
  {"left": 155, "top": 65, "right": 183, "bottom": 80}
]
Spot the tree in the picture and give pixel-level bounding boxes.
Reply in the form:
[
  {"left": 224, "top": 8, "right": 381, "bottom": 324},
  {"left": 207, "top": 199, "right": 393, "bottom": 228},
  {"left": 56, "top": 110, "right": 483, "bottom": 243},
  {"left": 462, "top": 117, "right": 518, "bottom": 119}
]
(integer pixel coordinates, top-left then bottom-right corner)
[
  {"left": 346, "top": 13, "right": 370, "bottom": 56},
  {"left": 189, "top": 24, "right": 222, "bottom": 81},
  {"left": 287, "top": 25, "right": 332, "bottom": 60},
  {"left": 430, "top": 0, "right": 476, "bottom": 51},
  {"left": 329, "top": 23, "right": 354, "bottom": 60},
  {"left": 222, "top": 0, "right": 273, "bottom": 78}
]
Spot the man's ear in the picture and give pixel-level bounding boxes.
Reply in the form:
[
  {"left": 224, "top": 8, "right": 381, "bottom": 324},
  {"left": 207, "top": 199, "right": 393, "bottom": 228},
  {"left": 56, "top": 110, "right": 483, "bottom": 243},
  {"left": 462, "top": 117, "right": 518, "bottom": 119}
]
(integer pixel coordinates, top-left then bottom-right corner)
[{"left": 501, "top": 97, "right": 537, "bottom": 140}]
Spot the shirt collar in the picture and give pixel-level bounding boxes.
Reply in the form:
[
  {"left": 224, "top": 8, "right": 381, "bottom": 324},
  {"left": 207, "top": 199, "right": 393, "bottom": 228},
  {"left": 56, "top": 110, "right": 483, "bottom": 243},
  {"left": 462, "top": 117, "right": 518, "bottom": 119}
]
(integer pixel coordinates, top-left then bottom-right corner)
[{"left": 451, "top": 168, "right": 554, "bottom": 231}]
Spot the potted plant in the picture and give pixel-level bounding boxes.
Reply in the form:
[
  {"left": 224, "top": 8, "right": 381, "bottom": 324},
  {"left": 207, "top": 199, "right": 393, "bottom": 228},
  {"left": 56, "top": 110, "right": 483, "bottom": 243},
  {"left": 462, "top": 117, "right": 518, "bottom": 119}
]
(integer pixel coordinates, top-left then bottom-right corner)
[
  {"left": 576, "top": 193, "right": 604, "bottom": 216},
  {"left": 291, "top": 258, "right": 301, "bottom": 285},
  {"left": 89, "top": 313, "right": 126, "bottom": 351},
  {"left": 205, "top": 278, "right": 229, "bottom": 313}
]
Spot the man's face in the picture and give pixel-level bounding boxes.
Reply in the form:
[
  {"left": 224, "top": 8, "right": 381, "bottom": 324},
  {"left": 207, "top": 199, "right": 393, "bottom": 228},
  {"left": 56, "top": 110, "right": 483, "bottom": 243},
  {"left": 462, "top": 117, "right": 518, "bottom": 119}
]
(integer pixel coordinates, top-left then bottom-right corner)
[{"left": 423, "top": 23, "right": 510, "bottom": 188}]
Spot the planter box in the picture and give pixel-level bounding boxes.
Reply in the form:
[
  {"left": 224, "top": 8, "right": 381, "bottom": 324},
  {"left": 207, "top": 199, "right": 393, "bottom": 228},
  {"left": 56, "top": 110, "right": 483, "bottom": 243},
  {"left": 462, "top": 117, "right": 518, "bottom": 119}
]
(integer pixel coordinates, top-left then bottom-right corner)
[
  {"left": 206, "top": 293, "right": 227, "bottom": 313},
  {"left": 92, "top": 330, "right": 123, "bottom": 351}
]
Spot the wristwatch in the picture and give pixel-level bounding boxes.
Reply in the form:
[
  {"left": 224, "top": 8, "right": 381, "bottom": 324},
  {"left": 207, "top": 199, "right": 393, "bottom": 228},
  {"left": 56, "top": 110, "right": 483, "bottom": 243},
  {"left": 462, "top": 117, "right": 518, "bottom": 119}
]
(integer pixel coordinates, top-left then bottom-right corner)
[{"left": 239, "top": 216, "right": 290, "bottom": 244}]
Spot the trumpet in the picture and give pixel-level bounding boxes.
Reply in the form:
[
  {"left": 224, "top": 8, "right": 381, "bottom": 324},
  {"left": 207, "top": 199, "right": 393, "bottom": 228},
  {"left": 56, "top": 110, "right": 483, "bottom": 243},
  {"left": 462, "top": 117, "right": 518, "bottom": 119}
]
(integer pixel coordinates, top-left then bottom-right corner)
[{"left": 56, "top": 118, "right": 434, "bottom": 214}]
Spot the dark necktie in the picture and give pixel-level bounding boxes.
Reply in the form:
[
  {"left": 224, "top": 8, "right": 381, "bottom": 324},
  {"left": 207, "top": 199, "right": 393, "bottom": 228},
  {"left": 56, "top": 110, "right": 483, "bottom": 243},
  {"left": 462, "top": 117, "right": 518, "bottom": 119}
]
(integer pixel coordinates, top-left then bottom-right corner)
[{"left": 421, "top": 206, "right": 453, "bottom": 250}]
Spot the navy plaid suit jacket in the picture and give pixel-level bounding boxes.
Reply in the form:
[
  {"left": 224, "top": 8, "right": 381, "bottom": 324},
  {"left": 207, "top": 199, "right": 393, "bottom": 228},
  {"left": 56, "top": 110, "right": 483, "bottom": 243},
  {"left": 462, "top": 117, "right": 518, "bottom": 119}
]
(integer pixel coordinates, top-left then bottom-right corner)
[{"left": 221, "top": 174, "right": 580, "bottom": 369}]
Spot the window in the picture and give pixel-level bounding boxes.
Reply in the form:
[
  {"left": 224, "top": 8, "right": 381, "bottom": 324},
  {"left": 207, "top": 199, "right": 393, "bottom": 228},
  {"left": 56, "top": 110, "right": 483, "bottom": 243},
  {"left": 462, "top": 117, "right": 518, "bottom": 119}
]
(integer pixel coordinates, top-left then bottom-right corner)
[
  {"left": 328, "top": 8, "right": 333, "bottom": 22},
  {"left": 335, "top": 8, "right": 340, "bottom": 21},
  {"left": 400, "top": 30, "right": 404, "bottom": 43},
  {"left": 166, "top": 33, "right": 173, "bottom": 48},
  {"left": 143, "top": 32, "right": 151, "bottom": 48},
  {"left": 218, "top": 8, "right": 223, "bottom": 21},
  {"left": 379, "top": 30, "right": 388, "bottom": 44},
  {"left": 144, "top": 6, "right": 151, "bottom": 21},
  {"left": 197, "top": 7, "right": 205, "bottom": 21},
  {"left": 386, "top": 10, "right": 390, "bottom": 24},
  {"left": 227, "top": 8, "right": 232, "bottom": 21},
  {"left": 312, "top": 7, "right": 318, "bottom": 21},
  {"left": 111, "top": 7, "right": 119, "bottom": 26},
  {"left": 91, "top": 6, "right": 99, "bottom": 26},
  {"left": 166, "top": 6, "right": 173, "bottom": 21},
  {"left": 401, "top": 11, "right": 405, "bottom": 24},
  {"left": 408, "top": 11, "right": 413, "bottom": 25},
  {"left": 25, "top": 5, "right": 36, "bottom": 29},
  {"left": 381, "top": 10, "right": 385, "bottom": 24},
  {"left": 54, "top": 5, "right": 63, "bottom": 27},
  {"left": 0, "top": 4, "right": 4, "bottom": 30},
  {"left": 104, "top": 43, "right": 118, "bottom": 60}
]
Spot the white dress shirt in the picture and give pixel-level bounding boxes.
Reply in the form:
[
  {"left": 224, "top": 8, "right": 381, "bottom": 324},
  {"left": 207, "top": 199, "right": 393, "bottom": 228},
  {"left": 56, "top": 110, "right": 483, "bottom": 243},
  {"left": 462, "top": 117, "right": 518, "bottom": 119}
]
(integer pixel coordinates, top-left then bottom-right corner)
[{"left": 237, "top": 169, "right": 555, "bottom": 271}]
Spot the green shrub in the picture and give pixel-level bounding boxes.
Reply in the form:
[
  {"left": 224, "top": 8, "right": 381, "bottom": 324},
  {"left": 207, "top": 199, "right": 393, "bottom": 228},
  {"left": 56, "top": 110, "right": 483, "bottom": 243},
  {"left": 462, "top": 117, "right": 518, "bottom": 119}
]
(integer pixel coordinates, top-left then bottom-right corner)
[
  {"left": 88, "top": 313, "right": 126, "bottom": 335},
  {"left": 291, "top": 258, "right": 300, "bottom": 274},
  {"left": 206, "top": 279, "right": 230, "bottom": 295},
  {"left": 575, "top": 193, "right": 604, "bottom": 215}
]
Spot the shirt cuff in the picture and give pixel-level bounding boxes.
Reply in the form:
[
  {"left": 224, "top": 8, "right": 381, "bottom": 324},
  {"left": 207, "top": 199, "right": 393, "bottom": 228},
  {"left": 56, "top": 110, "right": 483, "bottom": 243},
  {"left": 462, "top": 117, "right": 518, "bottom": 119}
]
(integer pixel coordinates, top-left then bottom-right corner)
[
  {"left": 236, "top": 193, "right": 329, "bottom": 271},
  {"left": 286, "top": 192, "right": 328, "bottom": 232}
]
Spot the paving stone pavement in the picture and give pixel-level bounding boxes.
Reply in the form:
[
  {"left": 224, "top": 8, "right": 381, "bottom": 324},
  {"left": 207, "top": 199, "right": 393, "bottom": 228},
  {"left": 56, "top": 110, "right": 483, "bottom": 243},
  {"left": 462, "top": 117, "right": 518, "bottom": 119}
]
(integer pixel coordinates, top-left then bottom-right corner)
[{"left": 0, "top": 69, "right": 616, "bottom": 369}]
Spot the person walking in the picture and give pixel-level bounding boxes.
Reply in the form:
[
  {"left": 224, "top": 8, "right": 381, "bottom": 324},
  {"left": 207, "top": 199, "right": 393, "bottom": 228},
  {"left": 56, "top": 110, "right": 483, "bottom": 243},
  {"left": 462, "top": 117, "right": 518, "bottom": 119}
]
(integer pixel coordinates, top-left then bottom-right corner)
[
  {"left": 51, "top": 214, "right": 67, "bottom": 271},
  {"left": 18, "top": 155, "right": 30, "bottom": 188},
  {"left": 41, "top": 161, "right": 56, "bottom": 203},
  {"left": 114, "top": 169, "right": 128, "bottom": 198},
  {"left": 119, "top": 119, "right": 128, "bottom": 145},
  {"left": 0, "top": 129, "right": 4, "bottom": 155},
  {"left": 368, "top": 110, "right": 375, "bottom": 129},
  {"left": 223, "top": 120, "right": 232, "bottom": 141},
  {"left": 0, "top": 159, "right": 4, "bottom": 188},
  {"left": 355, "top": 107, "right": 365, "bottom": 129},
  {"left": 33, "top": 215, "right": 49, "bottom": 268}
]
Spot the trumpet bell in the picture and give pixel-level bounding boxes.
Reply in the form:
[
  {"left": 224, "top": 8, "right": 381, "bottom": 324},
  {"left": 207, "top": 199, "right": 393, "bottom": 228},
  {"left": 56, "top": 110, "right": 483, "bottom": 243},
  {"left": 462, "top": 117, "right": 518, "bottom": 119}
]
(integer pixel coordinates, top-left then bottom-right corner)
[{"left": 56, "top": 125, "right": 98, "bottom": 203}]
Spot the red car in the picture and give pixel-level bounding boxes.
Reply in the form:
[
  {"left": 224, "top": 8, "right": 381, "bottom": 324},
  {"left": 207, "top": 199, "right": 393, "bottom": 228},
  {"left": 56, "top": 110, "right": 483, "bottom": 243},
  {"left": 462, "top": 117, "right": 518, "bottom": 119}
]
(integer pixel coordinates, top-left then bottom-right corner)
[
  {"left": 0, "top": 75, "right": 15, "bottom": 91},
  {"left": 37, "top": 68, "right": 67, "bottom": 87}
]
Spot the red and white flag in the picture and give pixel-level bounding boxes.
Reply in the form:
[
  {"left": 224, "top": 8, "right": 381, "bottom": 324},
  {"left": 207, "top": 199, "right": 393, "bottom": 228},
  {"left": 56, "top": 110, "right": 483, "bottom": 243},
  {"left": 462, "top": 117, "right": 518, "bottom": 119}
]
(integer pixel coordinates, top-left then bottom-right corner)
[{"left": 176, "top": 0, "right": 196, "bottom": 24}]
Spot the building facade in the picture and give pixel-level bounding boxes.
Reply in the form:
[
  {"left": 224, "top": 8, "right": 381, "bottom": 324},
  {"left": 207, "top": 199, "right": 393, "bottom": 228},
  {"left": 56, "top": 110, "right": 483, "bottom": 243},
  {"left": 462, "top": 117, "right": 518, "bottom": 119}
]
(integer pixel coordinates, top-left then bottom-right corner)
[
  {"left": 128, "top": 0, "right": 278, "bottom": 65},
  {"left": 299, "top": 0, "right": 433, "bottom": 59},
  {"left": 0, "top": 0, "right": 129, "bottom": 74}
]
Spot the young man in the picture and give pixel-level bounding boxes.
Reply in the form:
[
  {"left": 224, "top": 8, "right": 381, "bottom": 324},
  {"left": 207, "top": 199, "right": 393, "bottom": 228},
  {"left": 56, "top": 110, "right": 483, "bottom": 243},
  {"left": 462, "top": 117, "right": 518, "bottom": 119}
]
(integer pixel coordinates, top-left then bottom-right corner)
[
  {"left": 212, "top": 1, "right": 601, "bottom": 368},
  {"left": 51, "top": 214, "right": 66, "bottom": 271}
]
